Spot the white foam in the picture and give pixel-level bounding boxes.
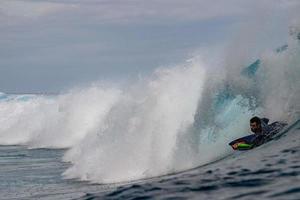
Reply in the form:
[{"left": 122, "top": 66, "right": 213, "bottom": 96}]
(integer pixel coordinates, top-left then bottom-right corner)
[
  {"left": 259, "top": 39, "right": 300, "bottom": 122},
  {"left": 63, "top": 62, "right": 206, "bottom": 183},
  {"left": 0, "top": 86, "right": 121, "bottom": 148}
]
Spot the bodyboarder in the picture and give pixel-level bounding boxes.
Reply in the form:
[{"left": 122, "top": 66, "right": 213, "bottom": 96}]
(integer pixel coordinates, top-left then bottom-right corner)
[{"left": 230, "top": 116, "right": 287, "bottom": 150}]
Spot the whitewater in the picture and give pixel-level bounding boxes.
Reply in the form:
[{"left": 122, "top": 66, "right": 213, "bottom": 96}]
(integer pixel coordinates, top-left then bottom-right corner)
[{"left": 0, "top": 31, "right": 299, "bottom": 199}]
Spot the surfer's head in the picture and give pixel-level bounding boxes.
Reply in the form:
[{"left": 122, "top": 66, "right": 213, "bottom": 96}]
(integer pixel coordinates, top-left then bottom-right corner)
[{"left": 250, "top": 116, "right": 262, "bottom": 134}]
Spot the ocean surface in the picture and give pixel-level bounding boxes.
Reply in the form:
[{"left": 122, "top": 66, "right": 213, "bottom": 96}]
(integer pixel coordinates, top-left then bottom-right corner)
[
  {"left": 0, "top": 31, "right": 299, "bottom": 200},
  {"left": 0, "top": 120, "right": 299, "bottom": 200}
]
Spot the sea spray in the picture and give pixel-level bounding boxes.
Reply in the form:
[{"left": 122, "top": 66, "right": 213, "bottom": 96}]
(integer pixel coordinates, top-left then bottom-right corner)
[
  {"left": 63, "top": 62, "right": 206, "bottom": 183},
  {"left": 0, "top": 86, "right": 120, "bottom": 148},
  {"left": 259, "top": 39, "right": 300, "bottom": 121}
]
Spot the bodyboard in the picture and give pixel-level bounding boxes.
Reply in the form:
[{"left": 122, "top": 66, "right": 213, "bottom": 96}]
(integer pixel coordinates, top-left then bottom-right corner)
[
  {"left": 229, "top": 134, "right": 256, "bottom": 150},
  {"left": 229, "top": 121, "right": 288, "bottom": 151}
]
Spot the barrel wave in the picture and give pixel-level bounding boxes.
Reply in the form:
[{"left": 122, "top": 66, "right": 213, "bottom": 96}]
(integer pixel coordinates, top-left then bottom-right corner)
[{"left": 0, "top": 32, "right": 299, "bottom": 185}]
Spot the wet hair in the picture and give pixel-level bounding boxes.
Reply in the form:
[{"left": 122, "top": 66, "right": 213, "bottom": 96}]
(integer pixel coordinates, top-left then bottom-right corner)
[{"left": 250, "top": 116, "right": 261, "bottom": 124}]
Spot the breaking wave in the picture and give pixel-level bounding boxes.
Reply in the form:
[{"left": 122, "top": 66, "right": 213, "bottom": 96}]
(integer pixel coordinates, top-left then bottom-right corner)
[{"left": 0, "top": 30, "right": 299, "bottom": 184}]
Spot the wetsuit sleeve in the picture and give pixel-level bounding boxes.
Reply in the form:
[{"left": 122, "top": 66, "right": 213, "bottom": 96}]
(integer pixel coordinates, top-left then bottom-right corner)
[
  {"left": 261, "top": 118, "right": 269, "bottom": 125},
  {"left": 253, "top": 135, "right": 264, "bottom": 146}
]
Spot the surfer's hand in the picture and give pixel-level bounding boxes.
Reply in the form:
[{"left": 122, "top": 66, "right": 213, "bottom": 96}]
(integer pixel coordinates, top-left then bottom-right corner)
[{"left": 232, "top": 143, "right": 238, "bottom": 149}]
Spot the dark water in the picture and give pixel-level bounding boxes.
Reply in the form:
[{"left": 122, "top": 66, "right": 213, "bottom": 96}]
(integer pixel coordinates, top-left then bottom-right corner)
[{"left": 1, "top": 122, "right": 299, "bottom": 200}]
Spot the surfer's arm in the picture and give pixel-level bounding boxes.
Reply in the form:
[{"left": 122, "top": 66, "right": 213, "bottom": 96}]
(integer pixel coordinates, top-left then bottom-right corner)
[
  {"left": 253, "top": 134, "right": 264, "bottom": 146},
  {"left": 261, "top": 118, "right": 269, "bottom": 125}
]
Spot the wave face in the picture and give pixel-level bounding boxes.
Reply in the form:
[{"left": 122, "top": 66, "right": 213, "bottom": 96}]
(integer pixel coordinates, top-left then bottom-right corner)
[{"left": 0, "top": 35, "right": 299, "bottom": 184}]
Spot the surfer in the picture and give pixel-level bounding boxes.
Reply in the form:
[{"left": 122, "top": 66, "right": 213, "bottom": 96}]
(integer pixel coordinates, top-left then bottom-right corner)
[
  {"left": 250, "top": 116, "right": 271, "bottom": 146},
  {"left": 229, "top": 117, "right": 287, "bottom": 150},
  {"left": 230, "top": 116, "right": 270, "bottom": 149},
  {"left": 249, "top": 116, "right": 287, "bottom": 146}
]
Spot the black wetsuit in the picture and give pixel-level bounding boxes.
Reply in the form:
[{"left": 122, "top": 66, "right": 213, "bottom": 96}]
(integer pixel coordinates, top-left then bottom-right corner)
[{"left": 253, "top": 118, "right": 287, "bottom": 146}]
